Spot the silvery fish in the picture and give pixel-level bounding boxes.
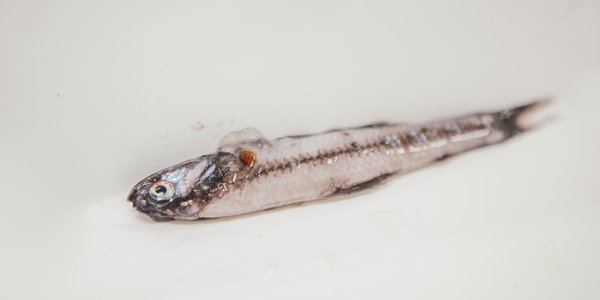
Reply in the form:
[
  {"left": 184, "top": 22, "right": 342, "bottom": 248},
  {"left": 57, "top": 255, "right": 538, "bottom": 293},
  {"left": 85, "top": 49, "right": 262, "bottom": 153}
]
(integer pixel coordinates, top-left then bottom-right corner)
[{"left": 128, "top": 101, "right": 547, "bottom": 221}]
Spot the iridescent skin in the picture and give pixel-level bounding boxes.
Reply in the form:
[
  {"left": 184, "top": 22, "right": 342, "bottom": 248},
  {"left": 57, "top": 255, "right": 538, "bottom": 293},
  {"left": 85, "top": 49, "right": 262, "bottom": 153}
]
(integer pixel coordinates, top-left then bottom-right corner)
[{"left": 128, "top": 101, "right": 545, "bottom": 221}]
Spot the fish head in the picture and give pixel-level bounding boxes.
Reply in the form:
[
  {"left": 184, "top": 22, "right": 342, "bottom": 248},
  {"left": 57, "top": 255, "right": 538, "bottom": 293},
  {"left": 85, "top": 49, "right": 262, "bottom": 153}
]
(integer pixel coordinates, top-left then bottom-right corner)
[
  {"left": 127, "top": 152, "right": 241, "bottom": 221},
  {"left": 127, "top": 157, "right": 211, "bottom": 221}
]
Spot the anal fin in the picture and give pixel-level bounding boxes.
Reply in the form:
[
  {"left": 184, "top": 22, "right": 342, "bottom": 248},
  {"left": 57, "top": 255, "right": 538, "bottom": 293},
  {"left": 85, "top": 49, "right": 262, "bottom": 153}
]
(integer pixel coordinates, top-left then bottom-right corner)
[{"left": 330, "top": 173, "right": 396, "bottom": 196}]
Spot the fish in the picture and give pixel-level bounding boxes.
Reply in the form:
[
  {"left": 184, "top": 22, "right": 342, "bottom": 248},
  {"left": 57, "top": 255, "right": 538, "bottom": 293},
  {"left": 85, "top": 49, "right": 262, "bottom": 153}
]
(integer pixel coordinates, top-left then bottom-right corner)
[{"left": 127, "top": 100, "right": 548, "bottom": 221}]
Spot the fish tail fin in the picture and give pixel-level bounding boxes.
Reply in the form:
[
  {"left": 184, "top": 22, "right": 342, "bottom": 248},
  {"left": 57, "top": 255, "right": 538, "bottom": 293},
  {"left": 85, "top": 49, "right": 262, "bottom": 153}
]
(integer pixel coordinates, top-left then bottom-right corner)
[{"left": 494, "top": 99, "right": 552, "bottom": 138}]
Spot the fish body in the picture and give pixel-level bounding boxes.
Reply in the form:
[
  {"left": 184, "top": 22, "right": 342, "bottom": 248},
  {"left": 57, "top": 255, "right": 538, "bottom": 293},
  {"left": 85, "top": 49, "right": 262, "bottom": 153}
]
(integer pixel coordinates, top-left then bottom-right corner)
[{"left": 128, "top": 101, "right": 544, "bottom": 221}]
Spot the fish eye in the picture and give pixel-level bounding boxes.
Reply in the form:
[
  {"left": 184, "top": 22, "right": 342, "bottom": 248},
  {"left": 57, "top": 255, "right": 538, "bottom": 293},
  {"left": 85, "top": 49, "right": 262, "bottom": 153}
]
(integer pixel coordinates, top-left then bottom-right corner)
[{"left": 149, "top": 181, "right": 175, "bottom": 203}]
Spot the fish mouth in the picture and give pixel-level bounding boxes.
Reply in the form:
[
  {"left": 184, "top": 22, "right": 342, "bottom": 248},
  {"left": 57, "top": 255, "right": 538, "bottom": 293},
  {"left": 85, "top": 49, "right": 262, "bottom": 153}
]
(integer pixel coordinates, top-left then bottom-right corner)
[
  {"left": 126, "top": 187, "right": 140, "bottom": 205},
  {"left": 128, "top": 193, "right": 176, "bottom": 221}
]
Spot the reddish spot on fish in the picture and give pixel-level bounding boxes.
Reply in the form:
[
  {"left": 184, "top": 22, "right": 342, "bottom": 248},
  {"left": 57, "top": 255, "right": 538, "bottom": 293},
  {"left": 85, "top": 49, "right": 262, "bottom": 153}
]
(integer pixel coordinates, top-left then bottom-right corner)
[{"left": 239, "top": 150, "right": 257, "bottom": 167}]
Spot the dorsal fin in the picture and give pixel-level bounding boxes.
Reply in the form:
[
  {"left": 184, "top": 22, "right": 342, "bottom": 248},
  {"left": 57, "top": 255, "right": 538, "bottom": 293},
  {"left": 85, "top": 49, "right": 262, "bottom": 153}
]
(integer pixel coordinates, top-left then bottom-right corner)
[{"left": 217, "top": 127, "right": 271, "bottom": 152}]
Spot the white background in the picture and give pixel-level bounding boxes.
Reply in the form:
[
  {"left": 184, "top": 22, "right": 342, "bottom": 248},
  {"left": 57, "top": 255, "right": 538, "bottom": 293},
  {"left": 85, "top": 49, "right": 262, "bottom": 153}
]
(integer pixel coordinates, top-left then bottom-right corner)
[{"left": 1, "top": 1, "right": 600, "bottom": 299}]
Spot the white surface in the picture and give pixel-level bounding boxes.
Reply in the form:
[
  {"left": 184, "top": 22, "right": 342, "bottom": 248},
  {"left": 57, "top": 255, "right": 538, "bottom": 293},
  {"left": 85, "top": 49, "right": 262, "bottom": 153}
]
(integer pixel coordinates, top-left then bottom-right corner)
[{"left": 1, "top": 1, "right": 600, "bottom": 299}]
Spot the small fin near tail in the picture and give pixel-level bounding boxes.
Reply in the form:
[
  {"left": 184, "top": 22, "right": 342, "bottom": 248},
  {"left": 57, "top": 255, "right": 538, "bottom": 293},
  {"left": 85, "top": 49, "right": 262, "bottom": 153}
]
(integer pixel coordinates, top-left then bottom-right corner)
[{"left": 495, "top": 99, "right": 552, "bottom": 138}]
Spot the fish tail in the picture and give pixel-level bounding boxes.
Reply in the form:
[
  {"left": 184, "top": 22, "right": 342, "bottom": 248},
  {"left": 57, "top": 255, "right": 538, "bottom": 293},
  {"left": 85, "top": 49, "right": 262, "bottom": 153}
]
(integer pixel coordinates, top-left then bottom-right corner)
[{"left": 493, "top": 99, "right": 552, "bottom": 138}]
